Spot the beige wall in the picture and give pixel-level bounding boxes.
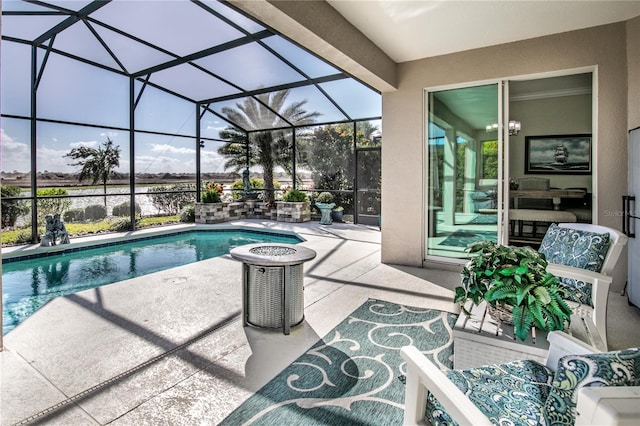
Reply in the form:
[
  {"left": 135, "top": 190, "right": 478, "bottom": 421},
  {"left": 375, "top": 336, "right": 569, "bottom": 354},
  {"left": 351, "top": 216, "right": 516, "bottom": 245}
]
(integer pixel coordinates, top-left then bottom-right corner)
[
  {"left": 382, "top": 23, "right": 629, "bottom": 289},
  {"left": 509, "top": 94, "right": 592, "bottom": 191},
  {"left": 629, "top": 16, "right": 640, "bottom": 130}
]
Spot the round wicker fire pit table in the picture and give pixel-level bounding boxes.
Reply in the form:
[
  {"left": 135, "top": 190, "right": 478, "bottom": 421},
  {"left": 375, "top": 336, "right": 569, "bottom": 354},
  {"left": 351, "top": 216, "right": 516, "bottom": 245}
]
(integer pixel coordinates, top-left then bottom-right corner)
[{"left": 230, "top": 243, "right": 316, "bottom": 335}]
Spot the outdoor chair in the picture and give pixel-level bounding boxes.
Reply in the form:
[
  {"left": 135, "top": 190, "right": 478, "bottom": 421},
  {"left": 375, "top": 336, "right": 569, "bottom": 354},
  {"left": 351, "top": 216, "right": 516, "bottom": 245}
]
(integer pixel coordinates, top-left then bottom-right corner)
[
  {"left": 540, "top": 223, "right": 628, "bottom": 349},
  {"left": 401, "top": 331, "right": 640, "bottom": 425}
]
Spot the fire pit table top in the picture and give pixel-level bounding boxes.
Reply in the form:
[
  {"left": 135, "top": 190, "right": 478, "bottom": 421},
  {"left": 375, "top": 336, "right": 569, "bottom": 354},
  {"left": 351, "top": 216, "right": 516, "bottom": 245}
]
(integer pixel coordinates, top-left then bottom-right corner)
[{"left": 230, "top": 243, "right": 316, "bottom": 266}]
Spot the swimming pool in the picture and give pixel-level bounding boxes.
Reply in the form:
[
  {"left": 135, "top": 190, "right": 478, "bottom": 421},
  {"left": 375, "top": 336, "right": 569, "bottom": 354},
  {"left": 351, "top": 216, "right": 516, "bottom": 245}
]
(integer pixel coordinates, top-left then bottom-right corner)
[{"left": 2, "top": 228, "right": 303, "bottom": 335}]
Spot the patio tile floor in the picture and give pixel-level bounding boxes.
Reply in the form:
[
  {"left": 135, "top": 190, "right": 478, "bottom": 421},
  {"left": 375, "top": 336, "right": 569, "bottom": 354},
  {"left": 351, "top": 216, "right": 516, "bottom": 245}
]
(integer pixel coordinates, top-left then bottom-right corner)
[{"left": 1, "top": 220, "right": 639, "bottom": 425}]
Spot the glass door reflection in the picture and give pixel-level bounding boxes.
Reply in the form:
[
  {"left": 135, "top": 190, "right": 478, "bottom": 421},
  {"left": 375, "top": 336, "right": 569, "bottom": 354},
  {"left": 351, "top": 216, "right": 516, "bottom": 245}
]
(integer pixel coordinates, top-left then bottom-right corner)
[{"left": 426, "top": 84, "right": 501, "bottom": 259}]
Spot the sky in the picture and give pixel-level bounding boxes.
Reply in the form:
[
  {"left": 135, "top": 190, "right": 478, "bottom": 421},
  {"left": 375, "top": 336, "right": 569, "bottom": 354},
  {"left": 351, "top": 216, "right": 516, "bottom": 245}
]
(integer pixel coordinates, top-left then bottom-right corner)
[
  {"left": 0, "top": 117, "right": 232, "bottom": 175},
  {"left": 0, "top": 0, "right": 381, "bottom": 176}
]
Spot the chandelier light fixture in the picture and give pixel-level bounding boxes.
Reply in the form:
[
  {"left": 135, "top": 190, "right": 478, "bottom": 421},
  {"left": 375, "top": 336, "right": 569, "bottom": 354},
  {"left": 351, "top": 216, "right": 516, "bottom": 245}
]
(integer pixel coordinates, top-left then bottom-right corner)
[
  {"left": 508, "top": 120, "right": 521, "bottom": 135},
  {"left": 485, "top": 120, "right": 521, "bottom": 136}
]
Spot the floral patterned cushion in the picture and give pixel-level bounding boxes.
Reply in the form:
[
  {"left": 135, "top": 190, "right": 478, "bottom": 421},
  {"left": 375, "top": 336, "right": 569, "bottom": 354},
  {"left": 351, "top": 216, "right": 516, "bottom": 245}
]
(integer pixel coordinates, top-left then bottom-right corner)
[
  {"left": 426, "top": 360, "right": 554, "bottom": 426},
  {"left": 556, "top": 278, "right": 593, "bottom": 307},
  {"left": 542, "top": 347, "right": 640, "bottom": 425},
  {"left": 538, "top": 224, "right": 611, "bottom": 307}
]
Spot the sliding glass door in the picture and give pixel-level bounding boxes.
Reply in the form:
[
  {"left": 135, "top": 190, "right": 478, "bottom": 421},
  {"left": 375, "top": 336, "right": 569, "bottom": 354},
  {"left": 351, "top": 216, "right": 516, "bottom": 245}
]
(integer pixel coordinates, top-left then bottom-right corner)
[{"left": 425, "top": 83, "right": 504, "bottom": 260}]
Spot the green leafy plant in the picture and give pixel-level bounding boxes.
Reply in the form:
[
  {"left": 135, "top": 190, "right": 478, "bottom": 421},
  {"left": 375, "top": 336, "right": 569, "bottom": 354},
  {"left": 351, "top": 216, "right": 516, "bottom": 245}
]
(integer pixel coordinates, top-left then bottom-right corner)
[
  {"left": 315, "top": 191, "right": 334, "bottom": 203},
  {"left": 282, "top": 188, "right": 307, "bottom": 202},
  {"left": 36, "top": 188, "right": 72, "bottom": 224},
  {"left": 63, "top": 208, "right": 85, "bottom": 223},
  {"left": 148, "top": 183, "right": 195, "bottom": 214},
  {"left": 201, "top": 181, "right": 223, "bottom": 203},
  {"left": 109, "top": 217, "right": 140, "bottom": 232},
  {"left": 1, "top": 185, "right": 29, "bottom": 228},
  {"left": 231, "top": 177, "right": 263, "bottom": 200},
  {"left": 454, "top": 240, "right": 572, "bottom": 341},
  {"left": 179, "top": 205, "right": 195, "bottom": 223},
  {"left": 112, "top": 201, "right": 141, "bottom": 217},
  {"left": 85, "top": 204, "right": 107, "bottom": 221}
]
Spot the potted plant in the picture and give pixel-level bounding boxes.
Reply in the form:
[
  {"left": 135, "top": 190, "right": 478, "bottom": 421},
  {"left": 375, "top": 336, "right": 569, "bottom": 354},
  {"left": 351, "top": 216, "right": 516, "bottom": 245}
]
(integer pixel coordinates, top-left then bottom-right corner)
[
  {"left": 454, "top": 240, "right": 572, "bottom": 341},
  {"left": 201, "top": 181, "right": 223, "bottom": 203},
  {"left": 331, "top": 206, "right": 344, "bottom": 222},
  {"left": 314, "top": 192, "right": 335, "bottom": 225},
  {"left": 195, "top": 182, "right": 225, "bottom": 223},
  {"left": 277, "top": 188, "right": 310, "bottom": 222},
  {"left": 282, "top": 188, "right": 307, "bottom": 202}
]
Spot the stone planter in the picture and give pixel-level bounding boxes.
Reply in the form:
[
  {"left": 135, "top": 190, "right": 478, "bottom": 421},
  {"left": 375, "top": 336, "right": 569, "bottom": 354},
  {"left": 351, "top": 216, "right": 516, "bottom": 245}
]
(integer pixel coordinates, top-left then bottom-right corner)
[
  {"left": 248, "top": 201, "right": 277, "bottom": 220},
  {"left": 276, "top": 201, "right": 311, "bottom": 223},
  {"left": 226, "top": 201, "right": 248, "bottom": 221},
  {"left": 195, "top": 201, "right": 306, "bottom": 223},
  {"left": 195, "top": 202, "right": 226, "bottom": 223}
]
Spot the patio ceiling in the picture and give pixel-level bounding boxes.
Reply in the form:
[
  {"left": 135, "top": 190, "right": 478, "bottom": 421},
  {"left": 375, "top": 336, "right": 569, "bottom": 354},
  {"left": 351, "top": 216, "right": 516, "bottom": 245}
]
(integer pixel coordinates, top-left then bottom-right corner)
[{"left": 1, "top": 0, "right": 381, "bottom": 132}]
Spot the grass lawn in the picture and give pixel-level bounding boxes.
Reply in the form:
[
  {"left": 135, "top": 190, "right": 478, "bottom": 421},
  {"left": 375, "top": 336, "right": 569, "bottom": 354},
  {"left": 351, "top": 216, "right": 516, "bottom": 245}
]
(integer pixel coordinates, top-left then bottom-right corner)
[{"left": 1, "top": 215, "right": 183, "bottom": 246}]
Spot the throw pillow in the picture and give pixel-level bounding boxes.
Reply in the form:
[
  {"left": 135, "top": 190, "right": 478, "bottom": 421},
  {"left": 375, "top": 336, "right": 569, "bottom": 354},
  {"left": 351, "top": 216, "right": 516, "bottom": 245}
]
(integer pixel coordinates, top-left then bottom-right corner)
[
  {"left": 542, "top": 347, "right": 640, "bottom": 425},
  {"left": 427, "top": 360, "right": 553, "bottom": 425},
  {"left": 539, "top": 224, "right": 610, "bottom": 271},
  {"left": 539, "top": 224, "right": 611, "bottom": 306}
]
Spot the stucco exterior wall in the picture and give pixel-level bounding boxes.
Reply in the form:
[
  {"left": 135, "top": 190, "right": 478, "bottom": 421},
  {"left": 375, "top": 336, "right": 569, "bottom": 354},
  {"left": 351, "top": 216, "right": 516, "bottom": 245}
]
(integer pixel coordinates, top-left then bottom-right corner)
[
  {"left": 629, "top": 16, "right": 640, "bottom": 130},
  {"left": 381, "top": 23, "right": 629, "bottom": 289}
]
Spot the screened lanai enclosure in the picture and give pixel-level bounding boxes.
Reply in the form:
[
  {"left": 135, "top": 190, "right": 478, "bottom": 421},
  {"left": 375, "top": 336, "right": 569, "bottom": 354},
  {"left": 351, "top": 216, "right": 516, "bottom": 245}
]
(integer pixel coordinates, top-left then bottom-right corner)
[{"left": 0, "top": 0, "right": 382, "bottom": 246}]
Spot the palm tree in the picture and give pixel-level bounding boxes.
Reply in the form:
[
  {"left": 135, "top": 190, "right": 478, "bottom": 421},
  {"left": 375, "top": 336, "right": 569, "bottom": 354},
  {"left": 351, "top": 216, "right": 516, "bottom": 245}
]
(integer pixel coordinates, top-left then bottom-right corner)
[
  {"left": 65, "top": 137, "right": 121, "bottom": 206},
  {"left": 218, "top": 90, "right": 320, "bottom": 203}
]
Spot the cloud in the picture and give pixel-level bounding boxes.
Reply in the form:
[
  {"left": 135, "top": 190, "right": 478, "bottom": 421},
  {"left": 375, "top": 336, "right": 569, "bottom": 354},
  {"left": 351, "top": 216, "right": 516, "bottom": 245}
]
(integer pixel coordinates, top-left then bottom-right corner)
[
  {"left": 205, "top": 122, "right": 227, "bottom": 132},
  {"left": 1, "top": 128, "right": 30, "bottom": 172},
  {"left": 37, "top": 146, "right": 76, "bottom": 172},
  {"left": 1, "top": 128, "right": 28, "bottom": 153},
  {"left": 136, "top": 155, "right": 188, "bottom": 174},
  {"left": 100, "top": 131, "right": 119, "bottom": 138},
  {"left": 69, "top": 140, "right": 99, "bottom": 149},
  {"left": 200, "top": 155, "right": 229, "bottom": 173},
  {"left": 150, "top": 144, "right": 195, "bottom": 155}
]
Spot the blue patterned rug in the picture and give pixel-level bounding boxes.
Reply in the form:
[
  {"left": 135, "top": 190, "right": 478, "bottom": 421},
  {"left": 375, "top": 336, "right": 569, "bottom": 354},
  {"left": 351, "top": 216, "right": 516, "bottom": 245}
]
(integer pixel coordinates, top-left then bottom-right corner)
[{"left": 220, "top": 299, "right": 457, "bottom": 425}]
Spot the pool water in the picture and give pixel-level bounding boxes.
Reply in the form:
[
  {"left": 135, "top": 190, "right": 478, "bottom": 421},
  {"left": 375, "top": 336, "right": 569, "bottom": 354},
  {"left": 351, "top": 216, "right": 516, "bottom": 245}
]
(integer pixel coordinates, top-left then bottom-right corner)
[{"left": 2, "top": 229, "right": 302, "bottom": 335}]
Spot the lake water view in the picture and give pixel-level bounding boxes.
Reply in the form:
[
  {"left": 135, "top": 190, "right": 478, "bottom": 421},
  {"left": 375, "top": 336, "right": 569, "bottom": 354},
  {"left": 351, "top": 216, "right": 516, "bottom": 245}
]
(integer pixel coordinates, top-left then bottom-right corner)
[{"left": 65, "top": 187, "right": 173, "bottom": 216}]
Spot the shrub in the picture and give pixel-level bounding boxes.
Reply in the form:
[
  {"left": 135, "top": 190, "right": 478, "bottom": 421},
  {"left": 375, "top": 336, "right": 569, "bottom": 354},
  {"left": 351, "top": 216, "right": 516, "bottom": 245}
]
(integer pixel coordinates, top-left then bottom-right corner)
[
  {"left": 1, "top": 228, "right": 33, "bottom": 246},
  {"left": 1, "top": 185, "right": 29, "bottom": 228},
  {"left": 180, "top": 205, "right": 195, "bottom": 223},
  {"left": 231, "top": 177, "right": 264, "bottom": 200},
  {"left": 282, "top": 188, "right": 308, "bottom": 202},
  {"left": 112, "top": 201, "right": 141, "bottom": 217},
  {"left": 230, "top": 178, "right": 283, "bottom": 200},
  {"left": 147, "top": 183, "right": 195, "bottom": 214},
  {"left": 110, "top": 218, "right": 138, "bottom": 232},
  {"left": 201, "top": 182, "right": 223, "bottom": 203},
  {"left": 315, "top": 191, "right": 334, "bottom": 203},
  {"left": 36, "top": 188, "right": 71, "bottom": 224},
  {"left": 14, "top": 229, "right": 32, "bottom": 244},
  {"left": 63, "top": 208, "right": 85, "bottom": 223},
  {"left": 84, "top": 204, "right": 107, "bottom": 221}
]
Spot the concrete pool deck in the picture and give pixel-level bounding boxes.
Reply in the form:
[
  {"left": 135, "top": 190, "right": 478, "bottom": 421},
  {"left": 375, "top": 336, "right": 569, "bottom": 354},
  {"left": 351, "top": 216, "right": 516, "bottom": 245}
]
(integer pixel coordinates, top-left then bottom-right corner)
[{"left": 2, "top": 220, "right": 640, "bottom": 425}]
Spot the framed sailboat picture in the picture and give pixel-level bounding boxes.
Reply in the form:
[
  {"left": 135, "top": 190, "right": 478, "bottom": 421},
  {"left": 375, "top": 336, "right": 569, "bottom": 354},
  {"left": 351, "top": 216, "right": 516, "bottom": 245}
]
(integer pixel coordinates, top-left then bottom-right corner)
[{"left": 524, "top": 134, "right": 592, "bottom": 174}]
